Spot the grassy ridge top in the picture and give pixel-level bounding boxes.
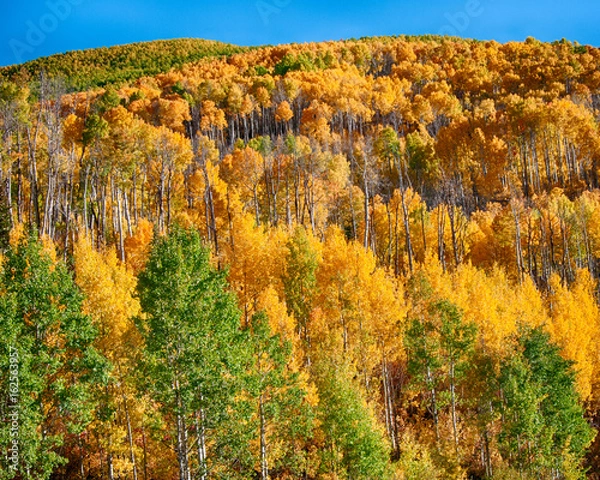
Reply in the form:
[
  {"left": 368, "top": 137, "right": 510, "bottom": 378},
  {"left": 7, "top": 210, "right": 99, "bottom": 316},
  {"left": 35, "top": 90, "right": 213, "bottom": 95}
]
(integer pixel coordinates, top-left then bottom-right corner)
[{"left": 0, "top": 38, "right": 248, "bottom": 91}]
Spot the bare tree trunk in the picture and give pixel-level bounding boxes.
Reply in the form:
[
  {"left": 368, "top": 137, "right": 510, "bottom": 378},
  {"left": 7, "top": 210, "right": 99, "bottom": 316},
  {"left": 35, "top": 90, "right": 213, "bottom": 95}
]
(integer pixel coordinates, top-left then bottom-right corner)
[
  {"left": 448, "top": 205, "right": 461, "bottom": 267},
  {"left": 26, "top": 82, "right": 44, "bottom": 230},
  {"left": 101, "top": 182, "right": 108, "bottom": 246},
  {"left": 202, "top": 165, "right": 219, "bottom": 256},
  {"left": 483, "top": 427, "right": 493, "bottom": 478},
  {"left": 79, "top": 436, "right": 86, "bottom": 480},
  {"left": 166, "top": 167, "right": 173, "bottom": 232},
  {"left": 131, "top": 169, "right": 138, "bottom": 224},
  {"left": 118, "top": 363, "right": 138, "bottom": 480},
  {"left": 285, "top": 176, "right": 292, "bottom": 227},
  {"left": 382, "top": 354, "right": 399, "bottom": 457},
  {"left": 260, "top": 395, "right": 268, "bottom": 480},
  {"left": 195, "top": 406, "right": 207, "bottom": 480},
  {"left": 511, "top": 200, "right": 525, "bottom": 284},
  {"left": 107, "top": 433, "right": 115, "bottom": 480},
  {"left": 141, "top": 422, "right": 149, "bottom": 480},
  {"left": 175, "top": 381, "right": 191, "bottom": 480},
  {"left": 83, "top": 164, "right": 91, "bottom": 236},
  {"left": 118, "top": 188, "right": 126, "bottom": 262},
  {"left": 426, "top": 363, "right": 440, "bottom": 442},
  {"left": 450, "top": 360, "right": 459, "bottom": 456},
  {"left": 340, "top": 309, "right": 348, "bottom": 355},
  {"left": 349, "top": 184, "right": 358, "bottom": 241},
  {"left": 363, "top": 161, "right": 370, "bottom": 249},
  {"left": 17, "top": 155, "right": 24, "bottom": 223},
  {"left": 158, "top": 163, "right": 166, "bottom": 233},
  {"left": 28, "top": 133, "right": 41, "bottom": 229},
  {"left": 253, "top": 186, "right": 261, "bottom": 227},
  {"left": 400, "top": 188, "right": 414, "bottom": 272},
  {"left": 63, "top": 170, "right": 75, "bottom": 260},
  {"left": 437, "top": 204, "right": 447, "bottom": 272}
]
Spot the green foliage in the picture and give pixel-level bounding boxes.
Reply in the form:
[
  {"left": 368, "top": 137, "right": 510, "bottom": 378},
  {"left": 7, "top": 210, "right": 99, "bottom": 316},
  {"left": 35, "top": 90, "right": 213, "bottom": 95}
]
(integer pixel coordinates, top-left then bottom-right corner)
[
  {"left": 375, "top": 127, "right": 402, "bottom": 162},
  {"left": 316, "top": 360, "right": 391, "bottom": 479},
  {"left": 82, "top": 113, "right": 109, "bottom": 147},
  {"left": 282, "top": 227, "right": 318, "bottom": 360},
  {"left": 254, "top": 65, "right": 270, "bottom": 76},
  {"left": 499, "top": 327, "right": 595, "bottom": 478},
  {"left": 0, "top": 80, "right": 30, "bottom": 125},
  {"left": 405, "top": 132, "right": 439, "bottom": 187},
  {"left": 137, "top": 229, "right": 316, "bottom": 478},
  {"left": 0, "top": 234, "right": 109, "bottom": 479},
  {"left": 0, "top": 39, "right": 247, "bottom": 91},
  {"left": 405, "top": 299, "right": 476, "bottom": 402},
  {"left": 435, "top": 300, "right": 477, "bottom": 370},
  {"left": 239, "top": 312, "right": 314, "bottom": 478},
  {"left": 404, "top": 288, "right": 476, "bottom": 456},
  {"left": 1, "top": 33, "right": 600, "bottom": 478},
  {"left": 396, "top": 432, "right": 441, "bottom": 480},
  {"left": 96, "top": 86, "right": 122, "bottom": 113},
  {"left": 136, "top": 227, "right": 248, "bottom": 475},
  {"left": 0, "top": 189, "right": 11, "bottom": 252},
  {"left": 248, "top": 135, "right": 273, "bottom": 156},
  {"left": 274, "top": 53, "right": 317, "bottom": 76}
]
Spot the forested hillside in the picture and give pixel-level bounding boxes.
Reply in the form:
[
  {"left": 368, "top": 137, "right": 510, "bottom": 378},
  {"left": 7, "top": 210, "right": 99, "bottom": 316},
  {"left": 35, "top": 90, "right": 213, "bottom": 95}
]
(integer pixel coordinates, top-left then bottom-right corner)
[
  {"left": 0, "top": 38, "right": 247, "bottom": 90},
  {"left": 1, "top": 35, "right": 600, "bottom": 479}
]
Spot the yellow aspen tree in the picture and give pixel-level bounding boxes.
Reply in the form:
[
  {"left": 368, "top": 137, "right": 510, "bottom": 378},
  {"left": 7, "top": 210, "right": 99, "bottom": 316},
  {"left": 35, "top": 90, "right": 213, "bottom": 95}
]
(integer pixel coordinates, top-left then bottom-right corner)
[
  {"left": 547, "top": 270, "right": 600, "bottom": 401},
  {"left": 123, "top": 218, "right": 154, "bottom": 274},
  {"left": 73, "top": 235, "right": 144, "bottom": 479},
  {"left": 222, "top": 212, "right": 287, "bottom": 325}
]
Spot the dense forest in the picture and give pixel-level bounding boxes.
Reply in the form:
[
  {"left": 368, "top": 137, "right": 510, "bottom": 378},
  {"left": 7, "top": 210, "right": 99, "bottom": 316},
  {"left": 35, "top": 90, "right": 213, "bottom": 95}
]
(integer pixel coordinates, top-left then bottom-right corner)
[
  {"left": 0, "top": 38, "right": 247, "bottom": 90},
  {"left": 1, "top": 35, "right": 600, "bottom": 479}
]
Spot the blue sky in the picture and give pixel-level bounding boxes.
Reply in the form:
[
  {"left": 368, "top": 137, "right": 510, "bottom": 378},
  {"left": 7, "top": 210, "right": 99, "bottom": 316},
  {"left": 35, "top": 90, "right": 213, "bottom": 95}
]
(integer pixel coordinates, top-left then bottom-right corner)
[{"left": 1, "top": 0, "right": 599, "bottom": 67}]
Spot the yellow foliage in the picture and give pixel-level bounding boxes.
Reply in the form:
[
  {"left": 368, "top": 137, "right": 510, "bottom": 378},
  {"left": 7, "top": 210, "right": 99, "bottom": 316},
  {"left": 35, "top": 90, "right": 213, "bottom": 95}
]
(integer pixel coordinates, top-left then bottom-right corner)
[
  {"left": 316, "top": 227, "right": 406, "bottom": 381},
  {"left": 74, "top": 234, "right": 142, "bottom": 361},
  {"left": 547, "top": 270, "right": 600, "bottom": 401},
  {"left": 9, "top": 222, "right": 26, "bottom": 247},
  {"left": 124, "top": 218, "right": 154, "bottom": 274},
  {"left": 275, "top": 100, "right": 294, "bottom": 123},
  {"left": 257, "top": 285, "right": 296, "bottom": 345},
  {"left": 223, "top": 213, "right": 288, "bottom": 324},
  {"left": 416, "top": 256, "right": 548, "bottom": 354}
]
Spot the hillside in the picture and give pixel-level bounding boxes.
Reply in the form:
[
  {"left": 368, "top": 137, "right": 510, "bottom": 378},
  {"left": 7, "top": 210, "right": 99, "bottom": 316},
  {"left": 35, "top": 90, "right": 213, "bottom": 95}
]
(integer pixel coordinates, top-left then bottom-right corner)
[
  {"left": 1, "top": 35, "right": 600, "bottom": 479},
  {"left": 0, "top": 38, "right": 248, "bottom": 90}
]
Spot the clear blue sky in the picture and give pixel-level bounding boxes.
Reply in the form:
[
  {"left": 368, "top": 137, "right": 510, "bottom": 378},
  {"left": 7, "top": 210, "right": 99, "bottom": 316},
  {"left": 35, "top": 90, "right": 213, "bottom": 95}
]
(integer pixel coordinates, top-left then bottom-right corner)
[{"left": 1, "top": 0, "right": 599, "bottom": 67}]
